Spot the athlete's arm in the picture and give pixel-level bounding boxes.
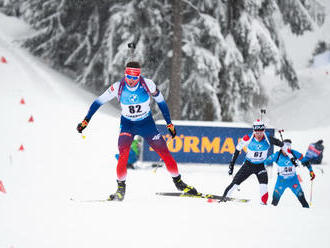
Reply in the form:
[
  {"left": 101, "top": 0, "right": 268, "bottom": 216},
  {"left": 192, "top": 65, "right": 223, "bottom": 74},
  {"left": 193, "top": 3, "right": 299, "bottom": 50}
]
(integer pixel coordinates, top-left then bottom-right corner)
[
  {"left": 293, "top": 150, "right": 313, "bottom": 171},
  {"left": 146, "top": 79, "right": 172, "bottom": 124},
  {"left": 264, "top": 152, "right": 278, "bottom": 166},
  {"left": 231, "top": 135, "right": 250, "bottom": 164},
  {"left": 269, "top": 136, "right": 283, "bottom": 147},
  {"left": 230, "top": 149, "right": 240, "bottom": 165},
  {"left": 85, "top": 83, "right": 118, "bottom": 120}
]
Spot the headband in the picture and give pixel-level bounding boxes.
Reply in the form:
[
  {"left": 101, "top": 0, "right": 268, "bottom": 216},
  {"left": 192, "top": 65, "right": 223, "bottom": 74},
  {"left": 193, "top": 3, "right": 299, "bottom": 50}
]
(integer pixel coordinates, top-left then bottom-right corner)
[{"left": 125, "top": 67, "right": 141, "bottom": 76}]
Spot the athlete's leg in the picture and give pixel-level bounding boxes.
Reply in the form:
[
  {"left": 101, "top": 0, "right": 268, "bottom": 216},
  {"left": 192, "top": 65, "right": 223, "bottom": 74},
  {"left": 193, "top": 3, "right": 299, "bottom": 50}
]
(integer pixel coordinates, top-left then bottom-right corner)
[
  {"left": 271, "top": 177, "right": 285, "bottom": 206},
  {"left": 145, "top": 134, "right": 179, "bottom": 177},
  {"left": 117, "top": 132, "right": 134, "bottom": 181},
  {"left": 145, "top": 134, "right": 200, "bottom": 194},
  {"left": 290, "top": 176, "right": 309, "bottom": 208},
  {"left": 137, "top": 115, "right": 179, "bottom": 177},
  {"left": 223, "top": 162, "right": 252, "bottom": 197},
  {"left": 256, "top": 164, "right": 268, "bottom": 204},
  {"left": 136, "top": 116, "right": 197, "bottom": 194}
]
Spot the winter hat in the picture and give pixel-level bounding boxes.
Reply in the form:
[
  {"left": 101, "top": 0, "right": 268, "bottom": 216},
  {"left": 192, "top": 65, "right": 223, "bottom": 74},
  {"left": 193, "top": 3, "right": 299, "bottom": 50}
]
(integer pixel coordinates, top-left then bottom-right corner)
[{"left": 253, "top": 119, "right": 265, "bottom": 131}]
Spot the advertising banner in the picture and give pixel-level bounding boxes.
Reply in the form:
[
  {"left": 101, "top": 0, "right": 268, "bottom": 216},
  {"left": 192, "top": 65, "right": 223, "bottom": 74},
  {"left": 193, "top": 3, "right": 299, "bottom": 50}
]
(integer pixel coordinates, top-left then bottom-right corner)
[{"left": 142, "top": 122, "right": 275, "bottom": 164}]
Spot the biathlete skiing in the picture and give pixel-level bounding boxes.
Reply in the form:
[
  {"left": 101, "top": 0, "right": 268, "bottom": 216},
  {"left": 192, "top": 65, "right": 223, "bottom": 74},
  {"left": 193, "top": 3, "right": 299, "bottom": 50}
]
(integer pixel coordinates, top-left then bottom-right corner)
[
  {"left": 77, "top": 60, "right": 199, "bottom": 201},
  {"left": 264, "top": 139, "right": 315, "bottom": 208}
]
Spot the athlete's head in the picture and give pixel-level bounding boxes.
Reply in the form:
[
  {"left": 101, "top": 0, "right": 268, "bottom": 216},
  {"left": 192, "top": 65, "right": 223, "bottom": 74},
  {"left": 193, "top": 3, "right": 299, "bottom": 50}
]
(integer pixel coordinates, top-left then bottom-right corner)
[
  {"left": 253, "top": 119, "right": 265, "bottom": 141},
  {"left": 282, "top": 139, "right": 292, "bottom": 156},
  {"left": 125, "top": 61, "right": 141, "bottom": 87}
]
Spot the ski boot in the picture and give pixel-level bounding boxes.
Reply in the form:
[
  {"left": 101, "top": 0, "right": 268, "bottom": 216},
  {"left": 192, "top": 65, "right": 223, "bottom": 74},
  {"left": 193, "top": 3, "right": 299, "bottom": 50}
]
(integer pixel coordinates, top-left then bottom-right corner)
[
  {"left": 172, "top": 175, "right": 199, "bottom": 195},
  {"left": 108, "top": 180, "right": 126, "bottom": 201}
]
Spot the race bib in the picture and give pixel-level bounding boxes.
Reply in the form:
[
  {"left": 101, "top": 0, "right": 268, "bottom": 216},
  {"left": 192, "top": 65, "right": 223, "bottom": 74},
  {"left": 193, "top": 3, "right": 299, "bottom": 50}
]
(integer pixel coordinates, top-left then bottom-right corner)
[
  {"left": 246, "top": 150, "right": 268, "bottom": 163},
  {"left": 278, "top": 166, "right": 296, "bottom": 177},
  {"left": 121, "top": 99, "right": 150, "bottom": 121}
]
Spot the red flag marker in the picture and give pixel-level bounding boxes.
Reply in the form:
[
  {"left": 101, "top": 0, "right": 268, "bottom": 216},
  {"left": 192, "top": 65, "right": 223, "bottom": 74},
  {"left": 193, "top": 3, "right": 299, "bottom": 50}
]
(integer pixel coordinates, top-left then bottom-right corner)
[
  {"left": 20, "top": 98, "right": 25, "bottom": 104},
  {"left": 0, "top": 180, "right": 6, "bottom": 193},
  {"left": 18, "top": 144, "right": 24, "bottom": 151},
  {"left": 28, "top": 115, "right": 34, "bottom": 122},
  {"left": 0, "top": 56, "right": 7, "bottom": 63}
]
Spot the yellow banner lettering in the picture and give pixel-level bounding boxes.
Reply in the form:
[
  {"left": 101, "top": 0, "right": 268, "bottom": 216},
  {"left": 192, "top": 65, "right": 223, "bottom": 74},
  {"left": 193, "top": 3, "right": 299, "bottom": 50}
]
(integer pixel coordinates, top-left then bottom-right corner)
[
  {"left": 220, "top": 137, "right": 235, "bottom": 154},
  {"left": 201, "top": 137, "right": 220, "bottom": 153},
  {"left": 168, "top": 136, "right": 183, "bottom": 152},
  {"left": 184, "top": 136, "right": 200, "bottom": 153}
]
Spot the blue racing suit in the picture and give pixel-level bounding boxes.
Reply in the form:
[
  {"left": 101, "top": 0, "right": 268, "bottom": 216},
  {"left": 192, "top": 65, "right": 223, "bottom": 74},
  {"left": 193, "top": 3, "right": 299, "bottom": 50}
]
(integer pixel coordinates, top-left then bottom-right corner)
[{"left": 265, "top": 149, "right": 313, "bottom": 208}]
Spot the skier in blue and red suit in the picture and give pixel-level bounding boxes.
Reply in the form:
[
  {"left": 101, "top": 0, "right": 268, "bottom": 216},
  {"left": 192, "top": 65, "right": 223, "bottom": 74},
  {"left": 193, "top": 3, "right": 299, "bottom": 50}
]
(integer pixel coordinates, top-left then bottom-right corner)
[
  {"left": 77, "top": 61, "right": 198, "bottom": 201},
  {"left": 264, "top": 139, "right": 315, "bottom": 208}
]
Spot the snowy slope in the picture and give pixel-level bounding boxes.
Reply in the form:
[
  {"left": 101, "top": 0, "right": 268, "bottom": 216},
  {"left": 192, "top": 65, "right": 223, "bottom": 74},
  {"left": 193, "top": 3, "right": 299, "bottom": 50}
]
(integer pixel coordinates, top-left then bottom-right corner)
[{"left": 1, "top": 13, "right": 330, "bottom": 248}]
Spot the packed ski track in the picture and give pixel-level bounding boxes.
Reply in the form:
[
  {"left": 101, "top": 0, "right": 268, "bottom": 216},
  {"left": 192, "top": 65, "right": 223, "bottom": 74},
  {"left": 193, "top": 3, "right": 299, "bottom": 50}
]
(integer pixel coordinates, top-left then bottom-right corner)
[{"left": 1, "top": 13, "right": 330, "bottom": 248}]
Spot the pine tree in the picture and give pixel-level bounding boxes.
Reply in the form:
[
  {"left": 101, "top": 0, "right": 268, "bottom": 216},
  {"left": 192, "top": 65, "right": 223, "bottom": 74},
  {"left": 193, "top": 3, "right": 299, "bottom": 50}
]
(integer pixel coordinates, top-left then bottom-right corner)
[{"left": 277, "top": 0, "right": 325, "bottom": 35}]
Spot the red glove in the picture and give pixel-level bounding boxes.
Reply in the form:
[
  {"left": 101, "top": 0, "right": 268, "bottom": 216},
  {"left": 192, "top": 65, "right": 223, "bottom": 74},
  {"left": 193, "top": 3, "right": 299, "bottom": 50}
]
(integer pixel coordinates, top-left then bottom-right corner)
[
  {"left": 166, "top": 123, "right": 176, "bottom": 138},
  {"left": 310, "top": 171, "right": 315, "bottom": 181},
  {"left": 77, "top": 119, "right": 89, "bottom": 133}
]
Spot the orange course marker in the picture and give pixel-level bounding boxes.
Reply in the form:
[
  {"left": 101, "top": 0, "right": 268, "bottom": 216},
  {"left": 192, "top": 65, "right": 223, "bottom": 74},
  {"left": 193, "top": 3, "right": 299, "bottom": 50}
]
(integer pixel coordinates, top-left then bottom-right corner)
[
  {"left": 0, "top": 180, "right": 6, "bottom": 193},
  {"left": 18, "top": 144, "right": 24, "bottom": 151}
]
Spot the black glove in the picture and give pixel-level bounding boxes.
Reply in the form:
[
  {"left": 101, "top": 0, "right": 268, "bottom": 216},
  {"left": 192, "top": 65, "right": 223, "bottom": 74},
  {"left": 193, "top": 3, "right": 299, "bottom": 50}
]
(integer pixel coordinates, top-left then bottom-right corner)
[
  {"left": 228, "top": 162, "right": 234, "bottom": 175},
  {"left": 77, "top": 118, "right": 89, "bottom": 133},
  {"left": 166, "top": 123, "right": 176, "bottom": 138},
  {"left": 290, "top": 157, "right": 298, "bottom": 167}
]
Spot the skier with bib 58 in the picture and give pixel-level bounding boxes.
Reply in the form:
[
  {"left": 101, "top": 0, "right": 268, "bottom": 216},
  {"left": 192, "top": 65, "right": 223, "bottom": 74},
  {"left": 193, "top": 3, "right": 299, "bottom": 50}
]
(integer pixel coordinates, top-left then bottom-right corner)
[{"left": 264, "top": 139, "right": 315, "bottom": 208}]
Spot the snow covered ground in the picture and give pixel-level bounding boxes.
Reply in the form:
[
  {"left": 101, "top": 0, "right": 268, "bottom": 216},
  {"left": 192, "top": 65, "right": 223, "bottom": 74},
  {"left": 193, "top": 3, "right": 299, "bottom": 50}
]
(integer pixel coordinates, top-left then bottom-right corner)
[{"left": 0, "top": 13, "right": 330, "bottom": 248}]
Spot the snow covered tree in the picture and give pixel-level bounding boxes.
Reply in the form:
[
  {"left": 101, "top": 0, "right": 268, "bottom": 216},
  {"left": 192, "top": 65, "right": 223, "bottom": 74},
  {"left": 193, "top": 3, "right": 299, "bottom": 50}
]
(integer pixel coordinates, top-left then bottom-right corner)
[
  {"left": 277, "top": 0, "right": 325, "bottom": 35},
  {"left": 180, "top": 1, "right": 225, "bottom": 121},
  {"left": 171, "top": 0, "right": 305, "bottom": 121},
  {"left": 18, "top": 0, "right": 111, "bottom": 92},
  {"left": 0, "top": 0, "right": 20, "bottom": 16}
]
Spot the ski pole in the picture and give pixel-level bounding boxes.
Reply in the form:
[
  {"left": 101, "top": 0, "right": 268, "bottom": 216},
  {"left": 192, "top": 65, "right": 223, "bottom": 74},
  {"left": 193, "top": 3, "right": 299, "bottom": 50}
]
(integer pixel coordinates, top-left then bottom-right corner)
[
  {"left": 278, "top": 129, "right": 284, "bottom": 141},
  {"left": 310, "top": 179, "right": 313, "bottom": 206}
]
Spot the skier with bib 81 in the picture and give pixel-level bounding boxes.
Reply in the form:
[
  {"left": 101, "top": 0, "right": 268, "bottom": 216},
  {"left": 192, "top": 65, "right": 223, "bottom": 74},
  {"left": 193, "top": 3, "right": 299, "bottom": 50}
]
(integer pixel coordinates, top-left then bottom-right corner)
[
  {"left": 76, "top": 61, "right": 199, "bottom": 201},
  {"left": 222, "top": 119, "right": 296, "bottom": 205}
]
